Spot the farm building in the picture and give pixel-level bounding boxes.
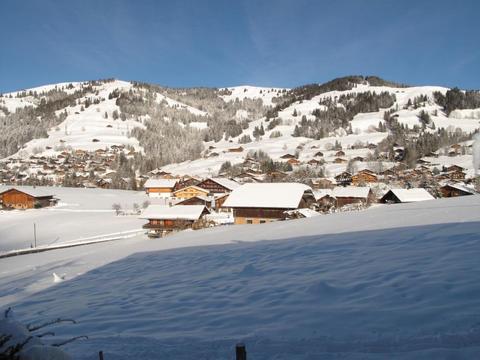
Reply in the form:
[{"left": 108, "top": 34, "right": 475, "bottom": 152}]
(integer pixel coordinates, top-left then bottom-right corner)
[
  {"left": 0, "top": 188, "right": 57, "bottom": 209},
  {"left": 380, "top": 188, "right": 435, "bottom": 203},
  {"left": 332, "top": 186, "right": 374, "bottom": 207},
  {"left": 140, "top": 205, "right": 210, "bottom": 237},
  {"left": 223, "top": 183, "right": 316, "bottom": 224},
  {"left": 143, "top": 179, "right": 178, "bottom": 198},
  {"left": 440, "top": 184, "right": 476, "bottom": 198},
  {"left": 196, "top": 177, "right": 239, "bottom": 194}
]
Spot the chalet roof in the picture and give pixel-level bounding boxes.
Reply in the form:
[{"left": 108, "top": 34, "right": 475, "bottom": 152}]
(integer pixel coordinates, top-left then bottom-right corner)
[
  {"left": 140, "top": 205, "right": 209, "bottom": 221},
  {"left": 144, "top": 178, "right": 178, "bottom": 189},
  {"left": 223, "top": 183, "right": 314, "bottom": 209},
  {"left": 173, "top": 185, "right": 209, "bottom": 194},
  {"left": 0, "top": 187, "right": 54, "bottom": 198},
  {"left": 383, "top": 188, "right": 435, "bottom": 202},
  {"left": 332, "top": 186, "right": 371, "bottom": 199},
  {"left": 208, "top": 177, "right": 240, "bottom": 191}
]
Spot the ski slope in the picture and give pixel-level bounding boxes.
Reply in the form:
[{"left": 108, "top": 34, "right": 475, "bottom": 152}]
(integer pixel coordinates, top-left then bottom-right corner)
[{"left": 1, "top": 195, "right": 479, "bottom": 359}]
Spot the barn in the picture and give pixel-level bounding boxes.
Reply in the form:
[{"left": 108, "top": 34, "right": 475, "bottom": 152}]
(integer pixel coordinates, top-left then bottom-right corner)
[
  {"left": 440, "top": 183, "right": 476, "bottom": 198},
  {"left": 0, "top": 188, "right": 57, "bottom": 209},
  {"left": 380, "top": 188, "right": 435, "bottom": 203},
  {"left": 223, "top": 183, "right": 316, "bottom": 224}
]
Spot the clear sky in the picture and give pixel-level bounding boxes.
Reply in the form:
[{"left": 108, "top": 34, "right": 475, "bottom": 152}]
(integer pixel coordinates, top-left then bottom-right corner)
[{"left": 1, "top": 0, "right": 479, "bottom": 92}]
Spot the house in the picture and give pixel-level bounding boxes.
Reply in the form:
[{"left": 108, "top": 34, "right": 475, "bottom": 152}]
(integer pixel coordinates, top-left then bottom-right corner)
[
  {"left": 287, "top": 158, "right": 301, "bottom": 166},
  {"left": 334, "top": 171, "right": 352, "bottom": 186},
  {"left": 0, "top": 187, "right": 57, "bottom": 209},
  {"left": 313, "top": 151, "right": 324, "bottom": 157},
  {"left": 173, "top": 185, "right": 210, "bottom": 200},
  {"left": 380, "top": 188, "right": 435, "bottom": 203},
  {"left": 280, "top": 153, "right": 296, "bottom": 159},
  {"left": 351, "top": 170, "right": 378, "bottom": 185},
  {"left": 223, "top": 183, "right": 316, "bottom": 224},
  {"left": 140, "top": 205, "right": 210, "bottom": 237},
  {"left": 440, "top": 183, "right": 476, "bottom": 198},
  {"left": 333, "top": 157, "right": 347, "bottom": 164},
  {"left": 143, "top": 178, "right": 178, "bottom": 198},
  {"left": 335, "top": 150, "right": 345, "bottom": 157},
  {"left": 196, "top": 177, "right": 239, "bottom": 194},
  {"left": 332, "top": 186, "right": 374, "bottom": 207}
]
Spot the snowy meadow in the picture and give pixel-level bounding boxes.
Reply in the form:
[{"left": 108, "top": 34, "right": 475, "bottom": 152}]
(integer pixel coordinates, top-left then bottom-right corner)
[{"left": 1, "top": 195, "right": 480, "bottom": 358}]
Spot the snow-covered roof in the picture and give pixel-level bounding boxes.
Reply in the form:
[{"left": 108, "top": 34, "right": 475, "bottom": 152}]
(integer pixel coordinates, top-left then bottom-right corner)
[
  {"left": 385, "top": 188, "right": 435, "bottom": 202},
  {"left": 332, "top": 186, "right": 371, "bottom": 199},
  {"left": 144, "top": 179, "right": 178, "bottom": 189},
  {"left": 173, "top": 185, "right": 209, "bottom": 194},
  {"left": 140, "top": 205, "right": 208, "bottom": 220},
  {"left": 223, "top": 183, "right": 314, "bottom": 209},
  {"left": 285, "top": 208, "right": 320, "bottom": 218},
  {"left": 209, "top": 177, "right": 240, "bottom": 191}
]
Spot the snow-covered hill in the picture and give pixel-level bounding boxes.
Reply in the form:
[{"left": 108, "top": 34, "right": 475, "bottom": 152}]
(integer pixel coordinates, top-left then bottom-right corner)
[
  {"left": 2, "top": 77, "right": 479, "bottom": 178},
  {"left": 1, "top": 195, "right": 480, "bottom": 358}
]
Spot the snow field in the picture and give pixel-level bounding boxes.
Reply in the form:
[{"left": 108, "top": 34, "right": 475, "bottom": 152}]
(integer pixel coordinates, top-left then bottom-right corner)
[{"left": 0, "top": 195, "right": 479, "bottom": 358}]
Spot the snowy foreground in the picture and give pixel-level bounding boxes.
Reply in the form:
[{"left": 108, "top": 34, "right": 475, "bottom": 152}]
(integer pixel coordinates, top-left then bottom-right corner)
[{"left": 1, "top": 196, "right": 480, "bottom": 359}]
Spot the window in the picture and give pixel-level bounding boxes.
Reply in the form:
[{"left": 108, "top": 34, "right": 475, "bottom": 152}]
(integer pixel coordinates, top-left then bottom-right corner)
[
  {"left": 260, "top": 220, "right": 266, "bottom": 224},
  {"left": 246, "top": 219, "right": 253, "bottom": 224}
]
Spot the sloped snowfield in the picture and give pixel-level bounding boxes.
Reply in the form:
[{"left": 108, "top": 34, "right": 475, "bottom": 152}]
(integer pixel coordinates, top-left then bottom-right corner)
[
  {"left": 1, "top": 195, "right": 480, "bottom": 358},
  {"left": 0, "top": 186, "right": 149, "bottom": 252}
]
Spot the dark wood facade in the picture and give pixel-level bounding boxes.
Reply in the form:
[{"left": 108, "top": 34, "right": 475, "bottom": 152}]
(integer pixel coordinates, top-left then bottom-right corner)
[{"left": 440, "top": 185, "right": 474, "bottom": 198}]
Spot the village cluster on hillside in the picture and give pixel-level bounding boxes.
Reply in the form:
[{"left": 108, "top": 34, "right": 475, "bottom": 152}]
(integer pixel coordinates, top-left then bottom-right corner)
[{"left": 1, "top": 137, "right": 477, "bottom": 239}]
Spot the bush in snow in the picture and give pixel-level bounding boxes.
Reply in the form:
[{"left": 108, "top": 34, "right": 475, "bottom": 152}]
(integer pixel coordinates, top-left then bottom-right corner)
[{"left": 0, "top": 308, "right": 85, "bottom": 360}]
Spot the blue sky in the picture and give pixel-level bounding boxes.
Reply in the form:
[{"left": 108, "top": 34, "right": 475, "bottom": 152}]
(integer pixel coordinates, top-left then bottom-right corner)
[{"left": 1, "top": 0, "right": 479, "bottom": 92}]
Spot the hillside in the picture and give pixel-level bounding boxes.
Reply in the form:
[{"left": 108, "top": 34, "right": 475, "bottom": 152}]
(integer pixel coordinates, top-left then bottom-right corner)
[
  {"left": 1, "top": 76, "right": 479, "bottom": 185},
  {"left": 1, "top": 195, "right": 480, "bottom": 358}
]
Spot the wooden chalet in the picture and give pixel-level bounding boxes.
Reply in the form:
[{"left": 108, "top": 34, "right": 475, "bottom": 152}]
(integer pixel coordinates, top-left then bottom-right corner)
[
  {"left": 0, "top": 188, "right": 57, "bottom": 209},
  {"left": 313, "top": 151, "right": 324, "bottom": 157},
  {"left": 222, "top": 183, "right": 316, "bottom": 224},
  {"left": 333, "top": 157, "right": 347, "bottom": 164},
  {"left": 334, "top": 171, "right": 352, "bottom": 186},
  {"left": 335, "top": 150, "right": 346, "bottom": 157},
  {"left": 173, "top": 185, "right": 210, "bottom": 200},
  {"left": 331, "top": 186, "right": 374, "bottom": 207},
  {"left": 143, "top": 178, "right": 178, "bottom": 198},
  {"left": 440, "top": 183, "right": 476, "bottom": 198},
  {"left": 140, "top": 205, "right": 210, "bottom": 237},
  {"left": 196, "top": 177, "right": 239, "bottom": 194},
  {"left": 351, "top": 170, "right": 378, "bottom": 185}
]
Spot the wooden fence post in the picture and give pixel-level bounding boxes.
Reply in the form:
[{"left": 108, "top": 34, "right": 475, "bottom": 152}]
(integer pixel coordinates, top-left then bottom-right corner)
[
  {"left": 236, "top": 343, "right": 246, "bottom": 360},
  {"left": 99, "top": 350, "right": 104, "bottom": 360}
]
